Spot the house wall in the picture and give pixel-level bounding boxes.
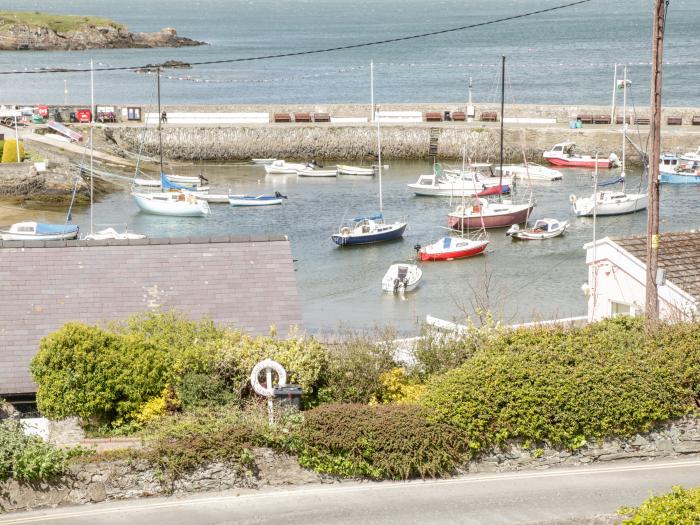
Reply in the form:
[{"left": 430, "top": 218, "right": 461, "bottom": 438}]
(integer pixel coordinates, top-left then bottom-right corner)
[
  {"left": 586, "top": 240, "right": 695, "bottom": 321},
  {"left": 0, "top": 235, "right": 302, "bottom": 396}
]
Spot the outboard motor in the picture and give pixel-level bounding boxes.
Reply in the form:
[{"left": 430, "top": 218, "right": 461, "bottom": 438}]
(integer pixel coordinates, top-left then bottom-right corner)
[{"left": 608, "top": 153, "right": 620, "bottom": 167}]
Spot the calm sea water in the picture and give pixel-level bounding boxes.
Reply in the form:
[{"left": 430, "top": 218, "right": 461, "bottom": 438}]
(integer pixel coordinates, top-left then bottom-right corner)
[
  {"left": 0, "top": 0, "right": 698, "bottom": 106},
  {"left": 49, "top": 162, "right": 692, "bottom": 333}
]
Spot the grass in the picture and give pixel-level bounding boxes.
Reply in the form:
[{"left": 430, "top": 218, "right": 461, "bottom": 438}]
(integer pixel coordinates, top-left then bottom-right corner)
[{"left": 0, "top": 11, "right": 123, "bottom": 33}]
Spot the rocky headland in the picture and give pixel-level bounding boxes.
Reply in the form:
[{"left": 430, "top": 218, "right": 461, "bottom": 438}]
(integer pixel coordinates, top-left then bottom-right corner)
[{"left": 0, "top": 11, "right": 206, "bottom": 51}]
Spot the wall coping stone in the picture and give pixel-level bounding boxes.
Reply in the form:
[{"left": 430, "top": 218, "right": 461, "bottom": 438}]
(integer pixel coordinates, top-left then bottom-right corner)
[{"left": 0, "top": 235, "right": 289, "bottom": 250}]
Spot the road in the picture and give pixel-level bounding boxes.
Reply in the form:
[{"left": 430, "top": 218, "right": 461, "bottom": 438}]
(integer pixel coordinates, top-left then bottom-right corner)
[{"left": 2, "top": 458, "right": 700, "bottom": 525}]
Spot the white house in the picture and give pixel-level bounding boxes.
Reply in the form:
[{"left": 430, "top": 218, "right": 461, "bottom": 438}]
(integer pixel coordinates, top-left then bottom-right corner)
[{"left": 584, "top": 231, "right": 699, "bottom": 322}]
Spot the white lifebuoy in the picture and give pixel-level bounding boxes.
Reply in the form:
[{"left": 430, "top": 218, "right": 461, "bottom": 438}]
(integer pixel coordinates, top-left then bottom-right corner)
[
  {"left": 250, "top": 359, "right": 287, "bottom": 397},
  {"left": 455, "top": 205, "right": 464, "bottom": 214},
  {"left": 340, "top": 227, "right": 351, "bottom": 235},
  {"left": 569, "top": 194, "right": 577, "bottom": 204}
]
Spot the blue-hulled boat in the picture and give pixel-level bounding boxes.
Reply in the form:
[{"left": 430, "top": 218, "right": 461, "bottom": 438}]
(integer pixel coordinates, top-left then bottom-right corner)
[
  {"left": 228, "top": 192, "right": 287, "bottom": 206},
  {"left": 331, "top": 214, "right": 407, "bottom": 246},
  {"left": 659, "top": 155, "right": 700, "bottom": 184},
  {"left": 0, "top": 221, "right": 79, "bottom": 241}
]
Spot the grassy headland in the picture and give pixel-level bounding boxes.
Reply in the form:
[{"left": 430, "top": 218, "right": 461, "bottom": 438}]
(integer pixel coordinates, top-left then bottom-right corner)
[{"left": 0, "top": 10, "right": 123, "bottom": 32}]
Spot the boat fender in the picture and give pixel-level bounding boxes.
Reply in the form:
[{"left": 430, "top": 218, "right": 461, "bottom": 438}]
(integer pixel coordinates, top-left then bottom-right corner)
[
  {"left": 340, "top": 227, "right": 351, "bottom": 236},
  {"left": 569, "top": 194, "right": 577, "bottom": 204},
  {"left": 455, "top": 205, "right": 464, "bottom": 214}
]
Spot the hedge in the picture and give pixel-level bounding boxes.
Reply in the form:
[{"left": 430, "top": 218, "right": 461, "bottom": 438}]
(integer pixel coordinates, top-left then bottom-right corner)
[
  {"left": 298, "top": 403, "right": 466, "bottom": 479},
  {"left": 1, "top": 139, "right": 24, "bottom": 163},
  {"left": 421, "top": 317, "right": 700, "bottom": 453},
  {"left": 620, "top": 486, "right": 700, "bottom": 524}
]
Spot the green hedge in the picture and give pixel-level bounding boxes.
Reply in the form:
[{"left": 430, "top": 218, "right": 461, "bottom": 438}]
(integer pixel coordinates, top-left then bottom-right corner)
[
  {"left": 298, "top": 403, "right": 466, "bottom": 479},
  {"left": 621, "top": 486, "right": 700, "bottom": 524},
  {"left": 421, "top": 317, "right": 700, "bottom": 453}
]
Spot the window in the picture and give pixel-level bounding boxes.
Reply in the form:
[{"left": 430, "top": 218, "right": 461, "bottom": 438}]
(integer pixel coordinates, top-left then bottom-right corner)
[{"left": 611, "top": 301, "right": 636, "bottom": 317}]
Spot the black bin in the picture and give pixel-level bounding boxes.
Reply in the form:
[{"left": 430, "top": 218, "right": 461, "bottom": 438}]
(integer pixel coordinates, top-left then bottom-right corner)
[
  {"left": 444, "top": 110, "right": 452, "bottom": 121},
  {"left": 69, "top": 112, "right": 77, "bottom": 123},
  {"left": 273, "top": 385, "right": 303, "bottom": 410}
]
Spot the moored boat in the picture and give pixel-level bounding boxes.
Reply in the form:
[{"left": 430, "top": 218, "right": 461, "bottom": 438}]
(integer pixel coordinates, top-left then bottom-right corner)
[
  {"left": 0, "top": 221, "right": 79, "bottom": 241},
  {"left": 132, "top": 190, "right": 211, "bottom": 217},
  {"left": 297, "top": 167, "right": 338, "bottom": 177},
  {"left": 381, "top": 263, "right": 422, "bottom": 293},
  {"left": 506, "top": 218, "right": 568, "bottom": 240},
  {"left": 569, "top": 191, "right": 647, "bottom": 216},
  {"left": 337, "top": 164, "right": 375, "bottom": 176},
  {"left": 265, "top": 160, "right": 306, "bottom": 175},
  {"left": 415, "top": 234, "right": 489, "bottom": 261},
  {"left": 228, "top": 192, "right": 287, "bottom": 206},
  {"left": 332, "top": 215, "right": 407, "bottom": 245},
  {"left": 83, "top": 228, "right": 146, "bottom": 240},
  {"left": 496, "top": 163, "right": 563, "bottom": 181},
  {"left": 448, "top": 197, "right": 535, "bottom": 230},
  {"left": 543, "top": 141, "right": 617, "bottom": 168}
]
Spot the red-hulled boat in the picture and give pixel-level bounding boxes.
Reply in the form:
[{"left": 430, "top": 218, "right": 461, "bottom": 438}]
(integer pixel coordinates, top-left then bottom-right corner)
[
  {"left": 447, "top": 197, "right": 534, "bottom": 230},
  {"left": 543, "top": 141, "right": 616, "bottom": 168},
  {"left": 416, "top": 235, "right": 489, "bottom": 261}
]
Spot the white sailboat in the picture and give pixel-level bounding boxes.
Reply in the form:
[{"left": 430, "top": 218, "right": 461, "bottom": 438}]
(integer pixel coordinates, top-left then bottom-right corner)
[
  {"left": 569, "top": 66, "right": 647, "bottom": 217},
  {"left": 131, "top": 68, "right": 210, "bottom": 218}
]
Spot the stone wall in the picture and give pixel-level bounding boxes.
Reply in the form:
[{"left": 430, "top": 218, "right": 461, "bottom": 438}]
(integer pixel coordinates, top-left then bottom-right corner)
[
  {"left": 3, "top": 418, "right": 700, "bottom": 513},
  {"left": 0, "top": 448, "right": 323, "bottom": 512},
  {"left": 465, "top": 416, "right": 700, "bottom": 473}
]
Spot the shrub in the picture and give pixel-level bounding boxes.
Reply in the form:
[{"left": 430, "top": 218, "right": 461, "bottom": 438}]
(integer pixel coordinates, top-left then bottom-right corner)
[
  {"left": 620, "top": 486, "right": 700, "bottom": 524},
  {"left": 31, "top": 323, "right": 173, "bottom": 424},
  {"left": 177, "top": 371, "right": 237, "bottom": 410},
  {"left": 421, "top": 317, "right": 699, "bottom": 454},
  {"left": 316, "top": 330, "right": 398, "bottom": 404},
  {"left": 1, "top": 139, "right": 24, "bottom": 163},
  {"left": 0, "top": 419, "right": 71, "bottom": 482},
  {"left": 298, "top": 403, "right": 466, "bottom": 479},
  {"left": 373, "top": 368, "right": 425, "bottom": 404}
]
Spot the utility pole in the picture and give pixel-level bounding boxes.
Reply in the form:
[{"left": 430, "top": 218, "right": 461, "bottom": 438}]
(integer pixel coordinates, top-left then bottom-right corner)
[{"left": 645, "top": 0, "right": 667, "bottom": 326}]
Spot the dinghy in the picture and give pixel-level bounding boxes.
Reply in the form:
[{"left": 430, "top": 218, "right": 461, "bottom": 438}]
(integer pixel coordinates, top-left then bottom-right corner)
[
  {"left": 265, "top": 160, "right": 306, "bottom": 175},
  {"left": 381, "top": 263, "right": 422, "bottom": 293},
  {"left": 415, "top": 234, "right": 489, "bottom": 261},
  {"left": 337, "top": 164, "right": 375, "bottom": 176},
  {"left": 228, "top": 192, "right": 287, "bottom": 206},
  {"left": 506, "top": 218, "right": 568, "bottom": 240}
]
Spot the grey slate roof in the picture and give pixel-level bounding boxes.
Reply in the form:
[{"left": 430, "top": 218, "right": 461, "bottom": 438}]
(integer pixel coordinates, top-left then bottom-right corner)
[
  {"left": 0, "top": 235, "right": 301, "bottom": 396},
  {"left": 610, "top": 230, "right": 700, "bottom": 300}
]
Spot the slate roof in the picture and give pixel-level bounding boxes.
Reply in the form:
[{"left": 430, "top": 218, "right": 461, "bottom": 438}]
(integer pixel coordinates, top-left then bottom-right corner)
[{"left": 610, "top": 230, "right": 700, "bottom": 300}]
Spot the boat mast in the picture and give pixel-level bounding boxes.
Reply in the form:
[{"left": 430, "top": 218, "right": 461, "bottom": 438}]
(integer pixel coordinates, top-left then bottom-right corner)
[
  {"left": 377, "top": 111, "right": 383, "bottom": 213},
  {"left": 89, "top": 58, "right": 94, "bottom": 235},
  {"left": 370, "top": 60, "right": 374, "bottom": 122},
  {"left": 499, "top": 55, "right": 505, "bottom": 202},
  {"left": 610, "top": 63, "right": 618, "bottom": 124},
  {"left": 621, "top": 65, "right": 628, "bottom": 179},
  {"left": 157, "top": 67, "right": 164, "bottom": 177}
]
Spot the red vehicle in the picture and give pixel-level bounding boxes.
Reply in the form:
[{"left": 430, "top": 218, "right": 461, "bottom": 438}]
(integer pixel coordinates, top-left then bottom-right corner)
[{"left": 76, "top": 109, "right": 92, "bottom": 123}]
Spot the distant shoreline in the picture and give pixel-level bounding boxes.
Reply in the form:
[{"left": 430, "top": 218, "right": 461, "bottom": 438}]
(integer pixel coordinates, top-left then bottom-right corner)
[{"left": 0, "top": 10, "right": 206, "bottom": 51}]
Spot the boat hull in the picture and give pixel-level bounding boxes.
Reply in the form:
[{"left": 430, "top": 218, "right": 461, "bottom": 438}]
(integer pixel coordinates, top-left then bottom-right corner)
[
  {"left": 332, "top": 223, "right": 407, "bottom": 246},
  {"left": 544, "top": 156, "right": 612, "bottom": 168},
  {"left": 660, "top": 172, "right": 700, "bottom": 184},
  {"left": 572, "top": 194, "right": 647, "bottom": 216},
  {"left": 297, "top": 169, "right": 338, "bottom": 177},
  {"left": 0, "top": 230, "right": 78, "bottom": 241},
  {"left": 418, "top": 241, "right": 488, "bottom": 261},
  {"left": 448, "top": 204, "right": 534, "bottom": 230},
  {"left": 228, "top": 195, "right": 284, "bottom": 206},
  {"left": 337, "top": 165, "right": 375, "bottom": 176},
  {"left": 132, "top": 192, "right": 210, "bottom": 217}
]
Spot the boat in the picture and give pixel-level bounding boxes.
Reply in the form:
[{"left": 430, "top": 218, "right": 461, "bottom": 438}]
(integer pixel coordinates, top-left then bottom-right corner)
[
  {"left": 570, "top": 190, "right": 647, "bottom": 216},
  {"left": 407, "top": 164, "right": 509, "bottom": 197},
  {"left": 228, "top": 192, "right": 287, "bottom": 206},
  {"left": 133, "top": 177, "right": 162, "bottom": 187},
  {"left": 131, "top": 72, "right": 211, "bottom": 218},
  {"left": 332, "top": 69, "right": 407, "bottom": 247},
  {"left": 167, "top": 174, "right": 208, "bottom": 186},
  {"left": 659, "top": 155, "right": 700, "bottom": 184},
  {"left": 447, "top": 57, "right": 535, "bottom": 231},
  {"left": 265, "top": 160, "right": 306, "bottom": 175},
  {"left": 83, "top": 228, "right": 146, "bottom": 240},
  {"left": 132, "top": 190, "right": 211, "bottom": 216},
  {"left": 543, "top": 141, "right": 618, "bottom": 168},
  {"left": 337, "top": 164, "right": 375, "bottom": 176},
  {"left": 186, "top": 192, "right": 230, "bottom": 203},
  {"left": 381, "top": 263, "right": 422, "bottom": 293},
  {"left": 506, "top": 218, "right": 568, "bottom": 240},
  {"left": 297, "top": 167, "right": 338, "bottom": 177},
  {"left": 495, "top": 163, "right": 563, "bottom": 182},
  {"left": 251, "top": 158, "right": 276, "bottom": 165},
  {"left": 415, "top": 233, "right": 489, "bottom": 261},
  {"left": 0, "top": 221, "right": 79, "bottom": 241}
]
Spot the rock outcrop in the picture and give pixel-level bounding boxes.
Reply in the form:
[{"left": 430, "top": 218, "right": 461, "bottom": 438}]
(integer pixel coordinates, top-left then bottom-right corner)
[{"left": 0, "top": 23, "right": 205, "bottom": 51}]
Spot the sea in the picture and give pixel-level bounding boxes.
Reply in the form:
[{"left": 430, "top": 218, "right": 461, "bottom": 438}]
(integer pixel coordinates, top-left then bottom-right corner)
[{"left": 1, "top": 0, "right": 699, "bottom": 333}]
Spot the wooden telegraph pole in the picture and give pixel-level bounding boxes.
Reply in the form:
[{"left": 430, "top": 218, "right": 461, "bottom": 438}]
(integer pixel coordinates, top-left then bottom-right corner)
[{"left": 645, "top": 0, "right": 667, "bottom": 327}]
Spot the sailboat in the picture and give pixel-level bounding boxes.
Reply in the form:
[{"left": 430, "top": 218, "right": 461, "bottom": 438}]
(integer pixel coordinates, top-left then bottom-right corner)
[
  {"left": 131, "top": 68, "right": 210, "bottom": 217},
  {"left": 447, "top": 56, "right": 534, "bottom": 231},
  {"left": 332, "top": 64, "right": 407, "bottom": 246},
  {"left": 569, "top": 66, "right": 647, "bottom": 217}
]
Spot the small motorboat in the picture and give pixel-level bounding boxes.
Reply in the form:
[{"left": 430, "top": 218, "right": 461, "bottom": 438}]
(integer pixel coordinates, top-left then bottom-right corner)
[
  {"left": 265, "top": 160, "right": 306, "bottom": 175},
  {"left": 132, "top": 190, "right": 211, "bottom": 217},
  {"left": 381, "top": 263, "right": 422, "bottom": 293},
  {"left": 183, "top": 191, "right": 230, "bottom": 203},
  {"left": 543, "top": 141, "right": 618, "bottom": 168},
  {"left": 506, "top": 218, "right": 569, "bottom": 240},
  {"left": 495, "top": 164, "right": 563, "bottom": 182},
  {"left": 415, "top": 234, "right": 489, "bottom": 261},
  {"left": 0, "top": 221, "right": 79, "bottom": 241},
  {"left": 228, "top": 192, "right": 287, "bottom": 206},
  {"left": 83, "top": 228, "right": 146, "bottom": 240},
  {"left": 337, "top": 164, "right": 376, "bottom": 176},
  {"left": 297, "top": 165, "right": 338, "bottom": 177}
]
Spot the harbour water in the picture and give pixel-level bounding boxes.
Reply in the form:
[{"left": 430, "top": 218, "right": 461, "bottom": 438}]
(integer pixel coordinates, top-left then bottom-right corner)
[
  {"left": 1, "top": 0, "right": 699, "bottom": 106},
  {"left": 56, "top": 160, "right": 696, "bottom": 333}
]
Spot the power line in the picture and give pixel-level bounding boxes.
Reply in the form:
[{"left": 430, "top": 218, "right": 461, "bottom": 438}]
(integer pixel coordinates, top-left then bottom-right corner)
[{"left": 0, "top": 0, "right": 592, "bottom": 76}]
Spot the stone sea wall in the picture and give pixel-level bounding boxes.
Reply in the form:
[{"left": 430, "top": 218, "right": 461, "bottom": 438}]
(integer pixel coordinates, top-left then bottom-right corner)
[
  {"left": 111, "top": 124, "right": 700, "bottom": 164},
  {"left": 3, "top": 417, "right": 700, "bottom": 513}
]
